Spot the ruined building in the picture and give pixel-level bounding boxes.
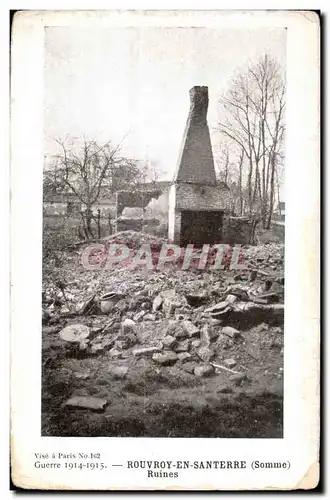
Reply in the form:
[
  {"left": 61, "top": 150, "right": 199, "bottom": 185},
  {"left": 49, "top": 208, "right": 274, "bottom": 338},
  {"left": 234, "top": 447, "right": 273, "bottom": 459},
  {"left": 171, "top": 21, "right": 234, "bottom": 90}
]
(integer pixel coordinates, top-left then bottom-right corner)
[
  {"left": 44, "top": 86, "right": 255, "bottom": 244},
  {"left": 168, "top": 86, "right": 230, "bottom": 245}
]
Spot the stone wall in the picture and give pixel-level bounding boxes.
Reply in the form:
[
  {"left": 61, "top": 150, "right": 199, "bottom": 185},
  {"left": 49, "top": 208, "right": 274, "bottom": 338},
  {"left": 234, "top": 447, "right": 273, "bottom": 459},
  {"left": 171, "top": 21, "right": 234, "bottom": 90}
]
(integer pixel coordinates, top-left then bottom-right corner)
[
  {"left": 222, "top": 216, "right": 255, "bottom": 245},
  {"left": 169, "top": 209, "right": 256, "bottom": 246},
  {"left": 116, "top": 190, "right": 163, "bottom": 217},
  {"left": 173, "top": 183, "right": 231, "bottom": 211},
  {"left": 168, "top": 183, "right": 231, "bottom": 243}
]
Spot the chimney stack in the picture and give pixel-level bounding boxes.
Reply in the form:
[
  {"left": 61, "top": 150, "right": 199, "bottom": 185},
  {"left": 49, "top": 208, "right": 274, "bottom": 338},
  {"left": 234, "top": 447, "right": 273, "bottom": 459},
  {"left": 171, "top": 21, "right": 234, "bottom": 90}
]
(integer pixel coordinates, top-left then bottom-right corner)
[
  {"left": 173, "top": 86, "right": 216, "bottom": 185},
  {"left": 168, "top": 86, "right": 230, "bottom": 245}
]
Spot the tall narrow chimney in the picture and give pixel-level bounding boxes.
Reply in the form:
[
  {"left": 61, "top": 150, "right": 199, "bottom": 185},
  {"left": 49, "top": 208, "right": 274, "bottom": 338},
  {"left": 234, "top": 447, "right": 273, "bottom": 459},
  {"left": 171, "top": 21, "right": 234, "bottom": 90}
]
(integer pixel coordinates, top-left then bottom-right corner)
[{"left": 174, "top": 86, "right": 216, "bottom": 185}]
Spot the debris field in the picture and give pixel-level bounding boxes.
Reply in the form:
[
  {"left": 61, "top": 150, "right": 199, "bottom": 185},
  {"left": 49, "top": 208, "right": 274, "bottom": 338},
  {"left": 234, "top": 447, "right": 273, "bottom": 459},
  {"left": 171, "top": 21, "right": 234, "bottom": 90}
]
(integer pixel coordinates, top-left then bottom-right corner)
[{"left": 42, "top": 231, "right": 284, "bottom": 438}]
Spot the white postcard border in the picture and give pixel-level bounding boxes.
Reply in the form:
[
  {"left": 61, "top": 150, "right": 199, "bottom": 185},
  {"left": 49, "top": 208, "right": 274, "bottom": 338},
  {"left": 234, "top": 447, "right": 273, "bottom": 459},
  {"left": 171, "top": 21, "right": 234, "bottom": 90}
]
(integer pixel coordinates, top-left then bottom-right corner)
[{"left": 10, "top": 9, "right": 320, "bottom": 490}]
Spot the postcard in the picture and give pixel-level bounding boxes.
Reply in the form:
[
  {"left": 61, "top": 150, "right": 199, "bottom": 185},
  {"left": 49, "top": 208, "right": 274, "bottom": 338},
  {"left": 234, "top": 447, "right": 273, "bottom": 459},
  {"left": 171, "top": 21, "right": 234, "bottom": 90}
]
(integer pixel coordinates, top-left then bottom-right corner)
[{"left": 10, "top": 9, "right": 320, "bottom": 490}]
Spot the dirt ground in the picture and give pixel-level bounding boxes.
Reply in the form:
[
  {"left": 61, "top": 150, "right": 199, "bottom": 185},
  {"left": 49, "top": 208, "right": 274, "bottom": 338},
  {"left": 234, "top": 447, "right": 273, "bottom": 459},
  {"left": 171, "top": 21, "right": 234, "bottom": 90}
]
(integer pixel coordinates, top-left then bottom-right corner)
[
  {"left": 42, "top": 325, "right": 283, "bottom": 438},
  {"left": 42, "top": 233, "right": 284, "bottom": 438}
]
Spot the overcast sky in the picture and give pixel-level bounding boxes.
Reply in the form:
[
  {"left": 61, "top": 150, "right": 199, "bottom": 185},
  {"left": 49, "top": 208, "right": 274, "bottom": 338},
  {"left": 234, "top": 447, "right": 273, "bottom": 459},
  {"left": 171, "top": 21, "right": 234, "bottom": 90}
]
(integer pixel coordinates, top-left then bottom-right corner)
[{"left": 44, "top": 26, "right": 286, "bottom": 180}]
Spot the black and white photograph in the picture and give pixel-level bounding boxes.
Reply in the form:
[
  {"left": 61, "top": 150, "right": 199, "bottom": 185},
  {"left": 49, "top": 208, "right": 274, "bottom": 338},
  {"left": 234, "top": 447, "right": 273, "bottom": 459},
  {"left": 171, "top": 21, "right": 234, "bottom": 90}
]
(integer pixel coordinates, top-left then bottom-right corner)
[
  {"left": 42, "top": 23, "right": 286, "bottom": 439},
  {"left": 10, "top": 9, "right": 319, "bottom": 491}
]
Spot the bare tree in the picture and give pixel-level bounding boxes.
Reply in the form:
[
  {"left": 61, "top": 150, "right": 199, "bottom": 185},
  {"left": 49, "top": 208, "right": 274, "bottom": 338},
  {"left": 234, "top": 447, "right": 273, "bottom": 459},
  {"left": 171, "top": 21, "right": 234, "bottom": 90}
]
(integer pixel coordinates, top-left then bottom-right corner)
[
  {"left": 137, "top": 157, "right": 164, "bottom": 187},
  {"left": 237, "top": 147, "right": 245, "bottom": 215},
  {"left": 218, "top": 54, "right": 285, "bottom": 228},
  {"left": 214, "top": 144, "right": 245, "bottom": 215},
  {"left": 51, "top": 137, "right": 141, "bottom": 238}
]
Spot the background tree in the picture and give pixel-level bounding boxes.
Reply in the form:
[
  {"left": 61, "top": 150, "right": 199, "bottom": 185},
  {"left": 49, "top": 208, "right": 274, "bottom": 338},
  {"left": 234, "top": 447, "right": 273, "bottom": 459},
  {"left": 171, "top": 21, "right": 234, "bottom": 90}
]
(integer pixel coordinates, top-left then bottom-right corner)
[
  {"left": 49, "top": 137, "right": 141, "bottom": 238},
  {"left": 217, "top": 53, "right": 285, "bottom": 228},
  {"left": 214, "top": 143, "right": 246, "bottom": 216}
]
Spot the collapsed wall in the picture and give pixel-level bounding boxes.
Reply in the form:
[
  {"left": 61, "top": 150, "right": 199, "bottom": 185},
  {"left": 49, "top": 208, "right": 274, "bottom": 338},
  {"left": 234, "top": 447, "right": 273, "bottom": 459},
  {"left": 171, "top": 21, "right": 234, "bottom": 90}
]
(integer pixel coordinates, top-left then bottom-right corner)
[
  {"left": 223, "top": 216, "right": 257, "bottom": 245},
  {"left": 114, "top": 190, "right": 164, "bottom": 234}
]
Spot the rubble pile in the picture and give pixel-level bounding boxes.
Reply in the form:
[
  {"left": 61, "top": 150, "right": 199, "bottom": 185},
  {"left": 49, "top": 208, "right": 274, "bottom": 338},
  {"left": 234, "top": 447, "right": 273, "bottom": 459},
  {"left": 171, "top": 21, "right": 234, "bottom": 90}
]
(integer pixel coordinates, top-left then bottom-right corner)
[
  {"left": 54, "top": 312, "right": 250, "bottom": 382},
  {"left": 44, "top": 234, "right": 285, "bottom": 317},
  {"left": 42, "top": 239, "right": 284, "bottom": 412},
  {"left": 42, "top": 243, "right": 284, "bottom": 322},
  {"left": 102, "top": 230, "right": 167, "bottom": 251},
  {"left": 74, "top": 230, "right": 248, "bottom": 274},
  {"left": 244, "top": 243, "right": 284, "bottom": 270}
]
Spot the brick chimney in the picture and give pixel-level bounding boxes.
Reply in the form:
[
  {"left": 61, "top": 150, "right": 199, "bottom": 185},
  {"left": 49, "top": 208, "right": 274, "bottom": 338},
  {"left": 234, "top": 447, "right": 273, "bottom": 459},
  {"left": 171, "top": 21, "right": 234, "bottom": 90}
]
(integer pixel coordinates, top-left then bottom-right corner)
[
  {"left": 174, "top": 86, "right": 217, "bottom": 185},
  {"left": 168, "top": 86, "right": 230, "bottom": 245}
]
